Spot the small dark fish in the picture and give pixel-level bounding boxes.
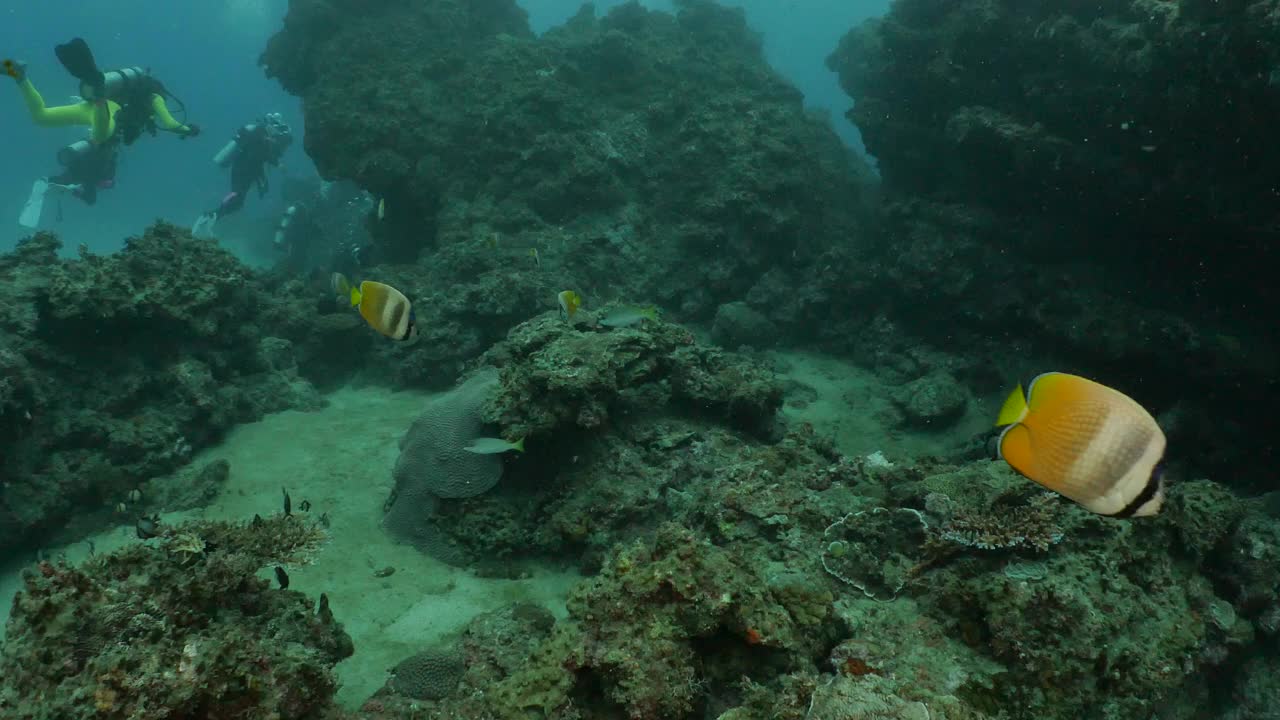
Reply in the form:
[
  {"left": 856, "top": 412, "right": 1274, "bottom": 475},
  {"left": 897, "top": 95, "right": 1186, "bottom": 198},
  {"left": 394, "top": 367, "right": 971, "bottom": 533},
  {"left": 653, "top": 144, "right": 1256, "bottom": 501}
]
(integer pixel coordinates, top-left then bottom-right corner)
[
  {"left": 282, "top": 488, "right": 292, "bottom": 517},
  {"left": 86, "top": 540, "right": 96, "bottom": 557},
  {"left": 299, "top": 499, "right": 312, "bottom": 513},
  {"left": 136, "top": 515, "right": 160, "bottom": 540},
  {"left": 251, "top": 513, "right": 264, "bottom": 528},
  {"left": 319, "top": 512, "right": 331, "bottom": 528},
  {"left": 275, "top": 566, "right": 290, "bottom": 589},
  {"left": 373, "top": 566, "right": 396, "bottom": 578},
  {"left": 318, "top": 592, "right": 333, "bottom": 624}
]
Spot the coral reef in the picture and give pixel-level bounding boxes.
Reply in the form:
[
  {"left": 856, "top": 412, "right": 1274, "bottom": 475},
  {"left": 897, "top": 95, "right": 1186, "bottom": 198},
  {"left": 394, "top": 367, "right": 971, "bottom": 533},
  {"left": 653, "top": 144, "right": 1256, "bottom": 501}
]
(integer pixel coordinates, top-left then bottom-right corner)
[
  {"left": 382, "top": 369, "right": 502, "bottom": 563},
  {"left": 482, "top": 312, "right": 782, "bottom": 439},
  {"left": 4, "top": 253, "right": 1277, "bottom": 719},
  {"left": 0, "top": 515, "right": 353, "bottom": 719},
  {"left": 385, "top": 646, "right": 466, "bottom": 701},
  {"left": 826, "top": 1, "right": 1280, "bottom": 487},
  {"left": 2, "top": 2, "right": 1276, "bottom": 720},
  {"left": 391, "top": 311, "right": 781, "bottom": 566},
  {"left": 0, "top": 225, "right": 354, "bottom": 556},
  {"left": 261, "top": 0, "right": 872, "bottom": 387},
  {"left": 410, "top": 522, "right": 848, "bottom": 719}
]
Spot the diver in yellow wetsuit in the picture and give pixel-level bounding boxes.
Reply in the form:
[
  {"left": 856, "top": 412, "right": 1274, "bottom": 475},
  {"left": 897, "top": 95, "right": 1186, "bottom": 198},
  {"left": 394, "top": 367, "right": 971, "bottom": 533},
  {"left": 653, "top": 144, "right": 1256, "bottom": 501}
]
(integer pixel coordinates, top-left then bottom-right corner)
[{"left": 7, "top": 38, "right": 199, "bottom": 227}]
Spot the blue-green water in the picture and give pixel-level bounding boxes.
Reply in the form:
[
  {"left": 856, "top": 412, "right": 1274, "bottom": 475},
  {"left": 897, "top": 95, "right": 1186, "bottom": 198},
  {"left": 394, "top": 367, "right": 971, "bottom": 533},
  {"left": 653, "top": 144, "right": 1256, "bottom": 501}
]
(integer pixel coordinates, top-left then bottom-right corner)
[{"left": 0, "top": 2, "right": 1276, "bottom": 719}]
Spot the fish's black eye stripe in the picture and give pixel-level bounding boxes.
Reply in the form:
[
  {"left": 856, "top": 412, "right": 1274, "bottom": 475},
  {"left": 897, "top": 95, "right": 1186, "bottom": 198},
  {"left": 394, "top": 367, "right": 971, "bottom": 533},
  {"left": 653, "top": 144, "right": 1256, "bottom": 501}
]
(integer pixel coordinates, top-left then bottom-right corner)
[{"left": 1107, "top": 457, "right": 1165, "bottom": 518}]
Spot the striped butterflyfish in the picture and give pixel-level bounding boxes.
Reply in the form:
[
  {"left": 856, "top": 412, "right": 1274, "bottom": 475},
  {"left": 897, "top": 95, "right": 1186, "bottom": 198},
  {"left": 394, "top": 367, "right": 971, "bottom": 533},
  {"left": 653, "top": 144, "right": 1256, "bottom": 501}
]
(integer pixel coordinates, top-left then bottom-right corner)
[
  {"left": 330, "top": 272, "right": 418, "bottom": 342},
  {"left": 993, "top": 372, "right": 1165, "bottom": 518}
]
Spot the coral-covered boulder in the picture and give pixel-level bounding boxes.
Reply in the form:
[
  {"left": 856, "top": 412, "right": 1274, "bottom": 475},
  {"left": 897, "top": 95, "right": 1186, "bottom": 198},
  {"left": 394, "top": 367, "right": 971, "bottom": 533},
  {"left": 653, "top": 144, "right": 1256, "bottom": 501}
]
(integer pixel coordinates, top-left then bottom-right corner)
[
  {"left": 0, "top": 224, "right": 338, "bottom": 556},
  {"left": 0, "top": 516, "right": 352, "bottom": 719},
  {"left": 262, "top": 0, "right": 872, "bottom": 388}
]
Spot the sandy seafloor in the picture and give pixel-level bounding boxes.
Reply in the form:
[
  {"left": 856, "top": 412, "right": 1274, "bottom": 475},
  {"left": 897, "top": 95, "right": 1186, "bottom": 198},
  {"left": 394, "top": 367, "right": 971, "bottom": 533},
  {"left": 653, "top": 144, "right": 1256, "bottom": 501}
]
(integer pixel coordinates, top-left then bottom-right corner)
[{"left": 0, "top": 349, "right": 996, "bottom": 708}]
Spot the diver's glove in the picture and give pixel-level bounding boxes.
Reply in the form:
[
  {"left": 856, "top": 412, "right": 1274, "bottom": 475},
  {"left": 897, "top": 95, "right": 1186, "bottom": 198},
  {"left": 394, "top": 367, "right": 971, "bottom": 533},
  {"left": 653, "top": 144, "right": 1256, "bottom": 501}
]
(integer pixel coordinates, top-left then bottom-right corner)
[
  {"left": 4, "top": 59, "right": 27, "bottom": 83},
  {"left": 180, "top": 123, "right": 201, "bottom": 139}
]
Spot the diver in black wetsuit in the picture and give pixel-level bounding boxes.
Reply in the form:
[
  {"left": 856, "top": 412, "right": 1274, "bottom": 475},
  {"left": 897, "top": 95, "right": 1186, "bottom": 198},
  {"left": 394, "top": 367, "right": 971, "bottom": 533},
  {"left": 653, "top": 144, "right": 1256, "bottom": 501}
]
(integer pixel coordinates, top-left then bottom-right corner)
[
  {"left": 191, "top": 113, "right": 292, "bottom": 238},
  {"left": 272, "top": 179, "right": 374, "bottom": 275}
]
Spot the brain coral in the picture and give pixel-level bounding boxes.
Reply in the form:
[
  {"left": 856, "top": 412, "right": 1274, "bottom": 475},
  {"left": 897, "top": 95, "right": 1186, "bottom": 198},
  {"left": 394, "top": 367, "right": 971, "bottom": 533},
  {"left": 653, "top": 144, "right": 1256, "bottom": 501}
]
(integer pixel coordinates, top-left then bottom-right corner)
[
  {"left": 392, "top": 369, "right": 501, "bottom": 500},
  {"left": 388, "top": 646, "right": 465, "bottom": 700},
  {"left": 384, "top": 370, "right": 500, "bottom": 562}
]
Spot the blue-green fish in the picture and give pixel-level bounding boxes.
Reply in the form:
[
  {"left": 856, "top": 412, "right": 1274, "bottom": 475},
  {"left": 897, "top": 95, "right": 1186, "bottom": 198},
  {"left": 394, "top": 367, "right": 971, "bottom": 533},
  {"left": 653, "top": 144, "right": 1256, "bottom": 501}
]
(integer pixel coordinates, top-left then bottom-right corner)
[
  {"left": 463, "top": 437, "right": 525, "bottom": 454},
  {"left": 599, "top": 305, "right": 658, "bottom": 328}
]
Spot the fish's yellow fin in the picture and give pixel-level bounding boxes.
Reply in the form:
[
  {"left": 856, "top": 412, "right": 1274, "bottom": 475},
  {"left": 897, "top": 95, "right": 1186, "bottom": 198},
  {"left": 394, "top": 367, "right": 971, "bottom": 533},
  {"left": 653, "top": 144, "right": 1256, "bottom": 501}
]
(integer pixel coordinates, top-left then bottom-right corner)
[
  {"left": 995, "top": 384, "right": 1028, "bottom": 427},
  {"left": 642, "top": 306, "right": 659, "bottom": 321},
  {"left": 513, "top": 438, "right": 525, "bottom": 452},
  {"left": 349, "top": 286, "right": 362, "bottom": 307}
]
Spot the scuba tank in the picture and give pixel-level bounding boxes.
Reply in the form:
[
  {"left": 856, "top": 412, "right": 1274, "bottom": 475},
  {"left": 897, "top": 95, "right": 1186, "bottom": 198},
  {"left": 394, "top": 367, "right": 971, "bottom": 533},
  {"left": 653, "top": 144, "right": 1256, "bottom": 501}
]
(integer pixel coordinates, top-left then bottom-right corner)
[
  {"left": 275, "top": 205, "right": 298, "bottom": 249},
  {"left": 213, "top": 139, "right": 240, "bottom": 167},
  {"left": 57, "top": 139, "right": 93, "bottom": 167},
  {"left": 86, "top": 66, "right": 149, "bottom": 103}
]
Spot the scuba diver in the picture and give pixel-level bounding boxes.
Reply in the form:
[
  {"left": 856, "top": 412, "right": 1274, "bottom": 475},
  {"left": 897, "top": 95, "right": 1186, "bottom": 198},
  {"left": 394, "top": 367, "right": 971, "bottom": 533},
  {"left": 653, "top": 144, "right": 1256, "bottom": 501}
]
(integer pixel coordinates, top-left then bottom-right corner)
[
  {"left": 272, "top": 179, "right": 374, "bottom": 275},
  {"left": 6, "top": 38, "right": 198, "bottom": 229},
  {"left": 191, "top": 114, "right": 293, "bottom": 239}
]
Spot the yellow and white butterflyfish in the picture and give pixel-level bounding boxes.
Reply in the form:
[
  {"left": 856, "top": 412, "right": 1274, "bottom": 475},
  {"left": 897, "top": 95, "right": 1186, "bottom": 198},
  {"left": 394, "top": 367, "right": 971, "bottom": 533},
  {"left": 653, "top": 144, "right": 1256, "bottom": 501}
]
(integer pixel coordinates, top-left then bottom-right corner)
[
  {"left": 993, "top": 372, "right": 1166, "bottom": 517},
  {"left": 339, "top": 276, "right": 418, "bottom": 342},
  {"left": 557, "top": 290, "right": 582, "bottom": 321}
]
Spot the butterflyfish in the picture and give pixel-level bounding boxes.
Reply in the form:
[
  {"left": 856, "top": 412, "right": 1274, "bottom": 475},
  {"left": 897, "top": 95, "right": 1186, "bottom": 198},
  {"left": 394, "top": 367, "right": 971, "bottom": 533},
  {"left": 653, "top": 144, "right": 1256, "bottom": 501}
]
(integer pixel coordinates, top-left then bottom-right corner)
[
  {"left": 558, "top": 290, "right": 582, "bottom": 321},
  {"left": 464, "top": 437, "right": 524, "bottom": 454},
  {"left": 993, "top": 372, "right": 1166, "bottom": 518},
  {"left": 600, "top": 305, "right": 659, "bottom": 328},
  {"left": 331, "top": 272, "right": 418, "bottom": 342}
]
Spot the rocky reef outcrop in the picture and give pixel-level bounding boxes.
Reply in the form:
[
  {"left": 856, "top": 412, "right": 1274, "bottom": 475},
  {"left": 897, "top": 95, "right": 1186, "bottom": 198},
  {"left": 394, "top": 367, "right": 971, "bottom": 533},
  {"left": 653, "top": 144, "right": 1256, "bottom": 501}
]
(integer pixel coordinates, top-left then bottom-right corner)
[
  {"left": 826, "top": 0, "right": 1280, "bottom": 487},
  {"left": 261, "top": 0, "right": 873, "bottom": 387},
  {"left": 0, "top": 515, "right": 352, "bottom": 719},
  {"left": 0, "top": 224, "right": 356, "bottom": 558},
  {"left": 2, "top": 289, "right": 1275, "bottom": 719},
  {"left": 356, "top": 311, "right": 1275, "bottom": 720}
]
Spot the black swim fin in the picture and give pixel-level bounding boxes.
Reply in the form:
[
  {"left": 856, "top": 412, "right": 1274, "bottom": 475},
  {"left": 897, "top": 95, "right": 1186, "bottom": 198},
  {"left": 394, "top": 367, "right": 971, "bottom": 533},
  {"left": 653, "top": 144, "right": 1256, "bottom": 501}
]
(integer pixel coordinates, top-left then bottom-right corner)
[{"left": 54, "top": 38, "right": 104, "bottom": 89}]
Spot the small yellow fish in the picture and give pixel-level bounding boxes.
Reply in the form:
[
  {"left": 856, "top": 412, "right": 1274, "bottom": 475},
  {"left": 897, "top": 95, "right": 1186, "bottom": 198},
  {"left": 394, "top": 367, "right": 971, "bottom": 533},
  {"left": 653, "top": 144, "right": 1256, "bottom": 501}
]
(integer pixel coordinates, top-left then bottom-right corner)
[
  {"left": 558, "top": 290, "right": 582, "bottom": 321},
  {"left": 993, "top": 372, "right": 1166, "bottom": 517},
  {"left": 377, "top": 198, "right": 386, "bottom": 220},
  {"left": 487, "top": 232, "right": 501, "bottom": 249},
  {"left": 529, "top": 247, "right": 541, "bottom": 268},
  {"left": 330, "top": 272, "right": 418, "bottom": 342}
]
